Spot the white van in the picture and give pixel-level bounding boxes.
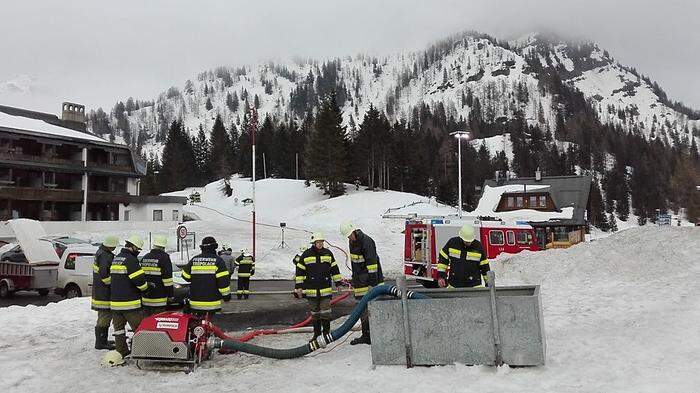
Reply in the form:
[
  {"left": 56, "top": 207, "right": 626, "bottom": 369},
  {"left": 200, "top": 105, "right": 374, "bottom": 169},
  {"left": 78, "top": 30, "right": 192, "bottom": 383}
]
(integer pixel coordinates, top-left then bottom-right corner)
[{"left": 54, "top": 243, "right": 98, "bottom": 298}]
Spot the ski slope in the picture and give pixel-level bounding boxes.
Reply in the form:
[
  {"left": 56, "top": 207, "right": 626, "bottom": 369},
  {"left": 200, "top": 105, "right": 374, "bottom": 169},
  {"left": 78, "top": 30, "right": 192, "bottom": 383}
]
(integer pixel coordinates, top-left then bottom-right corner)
[
  {"left": 1, "top": 226, "right": 697, "bottom": 393},
  {"left": 161, "top": 177, "right": 456, "bottom": 278}
]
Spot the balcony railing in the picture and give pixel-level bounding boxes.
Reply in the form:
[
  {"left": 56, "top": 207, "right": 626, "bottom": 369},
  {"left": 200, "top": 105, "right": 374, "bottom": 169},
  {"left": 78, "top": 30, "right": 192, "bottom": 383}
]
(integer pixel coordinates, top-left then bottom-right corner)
[
  {"left": 0, "top": 186, "right": 82, "bottom": 202},
  {"left": 0, "top": 149, "right": 84, "bottom": 167}
]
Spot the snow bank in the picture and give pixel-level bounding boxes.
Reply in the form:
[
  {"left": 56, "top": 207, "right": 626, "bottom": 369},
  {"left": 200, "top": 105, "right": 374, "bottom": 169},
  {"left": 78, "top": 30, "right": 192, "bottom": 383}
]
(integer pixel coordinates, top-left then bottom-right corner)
[{"left": 1, "top": 227, "right": 697, "bottom": 392}]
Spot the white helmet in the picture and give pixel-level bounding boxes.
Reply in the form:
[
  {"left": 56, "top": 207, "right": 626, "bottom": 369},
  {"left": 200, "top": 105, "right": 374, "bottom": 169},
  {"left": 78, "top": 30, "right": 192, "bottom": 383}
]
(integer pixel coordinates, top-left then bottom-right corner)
[
  {"left": 100, "top": 350, "right": 124, "bottom": 367},
  {"left": 310, "top": 232, "right": 325, "bottom": 243},
  {"left": 459, "top": 225, "right": 476, "bottom": 242},
  {"left": 339, "top": 221, "right": 356, "bottom": 238}
]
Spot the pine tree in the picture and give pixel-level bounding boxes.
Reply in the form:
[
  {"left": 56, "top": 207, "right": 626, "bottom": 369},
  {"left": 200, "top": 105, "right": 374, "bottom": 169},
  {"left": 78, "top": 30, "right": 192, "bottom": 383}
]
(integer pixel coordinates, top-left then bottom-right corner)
[
  {"left": 588, "top": 177, "right": 609, "bottom": 231},
  {"left": 159, "top": 121, "right": 198, "bottom": 192},
  {"left": 305, "top": 94, "right": 347, "bottom": 196},
  {"left": 608, "top": 212, "right": 618, "bottom": 232},
  {"left": 226, "top": 92, "right": 239, "bottom": 112},
  {"left": 254, "top": 94, "right": 260, "bottom": 109},
  {"left": 207, "top": 114, "right": 234, "bottom": 180},
  {"left": 192, "top": 125, "right": 210, "bottom": 183}
]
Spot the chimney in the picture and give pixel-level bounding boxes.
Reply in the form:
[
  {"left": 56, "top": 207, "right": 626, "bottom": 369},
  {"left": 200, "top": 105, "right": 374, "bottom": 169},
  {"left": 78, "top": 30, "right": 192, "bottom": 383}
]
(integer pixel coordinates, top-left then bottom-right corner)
[
  {"left": 535, "top": 167, "right": 542, "bottom": 181},
  {"left": 61, "top": 102, "right": 86, "bottom": 124}
]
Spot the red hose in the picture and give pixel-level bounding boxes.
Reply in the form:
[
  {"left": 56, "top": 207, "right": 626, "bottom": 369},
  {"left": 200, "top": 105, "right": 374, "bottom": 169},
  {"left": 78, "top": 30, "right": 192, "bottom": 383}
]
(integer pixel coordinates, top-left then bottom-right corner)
[
  {"left": 234, "top": 292, "right": 352, "bottom": 342},
  {"left": 212, "top": 291, "right": 353, "bottom": 345}
]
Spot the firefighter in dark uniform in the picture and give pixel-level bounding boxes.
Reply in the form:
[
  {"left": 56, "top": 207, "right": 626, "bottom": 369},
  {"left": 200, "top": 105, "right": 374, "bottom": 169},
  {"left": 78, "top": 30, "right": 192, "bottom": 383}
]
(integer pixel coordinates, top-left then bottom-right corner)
[
  {"left": 437, "top": 225, "right": 491, "bottom": 288},
  {"left": 110, "top": 235, "right": 150, "bottom": 357},
  {"left": 294, "top": 233, "right": 345, "bottom": 341},
  {"left": 92, "top": 235, "right": 119, "bottom": 350},
  {"left": 340, "top": 221, "right": 384, "bottom": 345},
  {"left": 181, "top": 236, "right": 231, "bottom": 316},
  {"left": 234, "top": 249, "right": 255, "bottom": 299},
  {"left": 139, "top": 234, "right": 173, "bottom": 316}
]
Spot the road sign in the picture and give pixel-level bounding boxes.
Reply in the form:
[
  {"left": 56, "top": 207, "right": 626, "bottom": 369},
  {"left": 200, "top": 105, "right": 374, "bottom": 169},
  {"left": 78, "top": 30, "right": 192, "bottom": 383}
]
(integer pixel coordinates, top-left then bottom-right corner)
[
  {"left": 657, "top": 214, "right": 672, "bottom": 226},
  {"left": 177, "top": 225, "right": 188, "bottom": 239}
]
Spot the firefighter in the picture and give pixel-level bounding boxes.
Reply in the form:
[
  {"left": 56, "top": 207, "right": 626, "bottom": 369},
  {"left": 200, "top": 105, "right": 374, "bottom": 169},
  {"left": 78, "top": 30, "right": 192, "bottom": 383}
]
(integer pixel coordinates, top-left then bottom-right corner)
[
  {"left": 181, "top": 236, "right": 231, "bottom": 316},
  {"left": 219, "top": 246, "right": 235, "bottom": 274},
  {"left": 294, "top": 233, "right": 345, "bottom": 341},
  {"left": 437, "top": 225, "right": 490, "bottom": 288},
  {"left": 110, "top": 235, "right": 150, "bottom": 357},
  {"left": 234, "top": 249, "right": 255, "bottom": 299},
  {"left": 92, "top": 235, "right": 119, "bottom": 350},
  {"left": 140, "top": 234, "right": 173, "bottom": 316},
  {"left": 340, "top": 221, "right": 384, "bottom": 345}
]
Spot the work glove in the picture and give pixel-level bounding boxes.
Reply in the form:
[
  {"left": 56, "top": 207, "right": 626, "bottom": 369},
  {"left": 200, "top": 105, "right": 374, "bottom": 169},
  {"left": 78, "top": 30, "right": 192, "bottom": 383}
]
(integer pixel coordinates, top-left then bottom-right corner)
[
  {"left": 166, "top": 297, "right": 176, "bottom": 305},
  {"left": 293, "top": 288, "right": 303, "bottom": 298},
  {"left": 437, "top": 278, "right": 447, "bottom": 288},
  {"left": 223, "top": 293, "right": 232, "bottom": 302}
]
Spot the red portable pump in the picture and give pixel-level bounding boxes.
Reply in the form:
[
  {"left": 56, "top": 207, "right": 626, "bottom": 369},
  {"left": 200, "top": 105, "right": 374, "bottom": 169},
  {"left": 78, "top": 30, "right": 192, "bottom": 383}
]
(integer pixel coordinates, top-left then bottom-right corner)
[{"left": 130, "top": 312, "right": 218, "bottom": 371}]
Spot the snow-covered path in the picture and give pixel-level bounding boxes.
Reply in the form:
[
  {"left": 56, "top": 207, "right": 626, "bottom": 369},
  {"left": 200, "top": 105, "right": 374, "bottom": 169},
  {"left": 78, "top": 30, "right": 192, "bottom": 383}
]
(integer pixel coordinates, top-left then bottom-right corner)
[{"left": 1, "top": 227, "right": 698, "bottom": 392}]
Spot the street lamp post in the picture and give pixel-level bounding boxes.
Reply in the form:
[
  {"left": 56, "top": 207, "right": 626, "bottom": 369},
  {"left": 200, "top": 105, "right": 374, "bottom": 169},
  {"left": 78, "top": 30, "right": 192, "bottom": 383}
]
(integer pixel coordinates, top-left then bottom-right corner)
[{"left": 449, "top": 131, "right": 471, "bottom": 218}]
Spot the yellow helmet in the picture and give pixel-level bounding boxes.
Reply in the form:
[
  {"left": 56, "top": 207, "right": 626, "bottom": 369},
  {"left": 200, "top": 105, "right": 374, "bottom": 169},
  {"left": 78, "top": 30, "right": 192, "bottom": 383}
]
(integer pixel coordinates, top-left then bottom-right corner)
[
  {"left": 152, "top": 234, "right": 168, "bottom": 248},
  {"left": 310, "top": 232, "right": 325, "bottom": 243},
  {"left": 458, "top": 225, "right": 476, "bottom": 242},
  {"left": 339, "top": 221, "right": 356, "bottom": 238},
  {"left": 102, "top": 236, "right": 119, "bottom": 249},
  {"left": 125, "top": 234, "right": 144, "bottom": 250},
  {"left": 100, "top": 350, "right": 124, "bottom": 367}
]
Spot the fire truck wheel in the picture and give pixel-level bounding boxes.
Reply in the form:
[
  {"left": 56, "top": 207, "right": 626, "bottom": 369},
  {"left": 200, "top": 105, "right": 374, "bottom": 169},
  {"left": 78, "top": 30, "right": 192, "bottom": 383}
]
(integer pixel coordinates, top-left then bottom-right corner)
[
  {"left": 37, "top": 289, "right": 49, "bottom": 296},
  {"left": 0, "top": 281, "right": 12, "bottom": 299}
]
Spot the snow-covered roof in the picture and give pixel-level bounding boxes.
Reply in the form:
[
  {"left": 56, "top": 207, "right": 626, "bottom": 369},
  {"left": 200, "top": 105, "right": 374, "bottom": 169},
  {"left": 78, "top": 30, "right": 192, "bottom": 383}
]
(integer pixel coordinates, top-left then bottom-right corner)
[
  {"left": 481, "top": 175, "right": 592, "bottom": 225},
  {"left": 0, "top": 110, "right": 108, "bottom": 143},
  {"left": 469, "top": 184, "right": 575, "bottom": 222}
]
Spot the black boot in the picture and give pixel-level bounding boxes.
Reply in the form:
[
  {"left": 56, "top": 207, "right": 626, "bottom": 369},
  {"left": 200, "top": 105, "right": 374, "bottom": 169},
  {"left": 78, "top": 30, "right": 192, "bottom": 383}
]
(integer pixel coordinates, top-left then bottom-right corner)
[
  {"left": 310, "top": 320, "right": 322, "bottom": 341},
  {"left": 322, "top": 320, "right": 331, "bottom": 336},
  {"left": 350, "top": 320, "right": 371, "bottom": 345},
  {"left": 95, "top": 327, "right": 115, "bottom": 350}
]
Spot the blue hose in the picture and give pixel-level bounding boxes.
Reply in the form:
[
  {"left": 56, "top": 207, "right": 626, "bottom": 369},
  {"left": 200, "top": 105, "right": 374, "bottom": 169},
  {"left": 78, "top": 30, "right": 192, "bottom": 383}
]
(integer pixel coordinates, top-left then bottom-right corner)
[{"left": 215, "top": 285, "right": 427, "bottom": 359}]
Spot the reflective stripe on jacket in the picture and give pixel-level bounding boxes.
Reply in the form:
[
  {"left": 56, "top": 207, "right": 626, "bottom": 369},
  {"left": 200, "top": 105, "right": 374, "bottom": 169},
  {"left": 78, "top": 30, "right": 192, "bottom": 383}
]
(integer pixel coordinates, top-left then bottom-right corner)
[
  {"left": 140, "top": 248, "right": 174, "bottom": 307},
  {"left": 181, "top": 251, "right": 230, "bottom": 311},
  {"left": 294, "top": 247, "right": 342, "bottom": 298},
  {"left": 234, "top": 254, "right": 255, "bottom": 278},
  {"left": 437, "top": 237, "right": 490, "bottom": 288},
  {"left": 110, "top": 248, "right": 147, "bottom": 310},
  {"left": 91, "top": 245, "right": 114, "bottom": 310},
  {"left": 348, "top": 229, "right": 384, "bottom": 297}
]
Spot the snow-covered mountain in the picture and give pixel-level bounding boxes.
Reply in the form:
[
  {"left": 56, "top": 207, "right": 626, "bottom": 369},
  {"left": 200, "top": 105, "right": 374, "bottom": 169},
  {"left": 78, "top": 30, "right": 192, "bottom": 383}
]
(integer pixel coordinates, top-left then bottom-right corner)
[{"left": 93, "top": 31, "right": 699, "bottom": 155}]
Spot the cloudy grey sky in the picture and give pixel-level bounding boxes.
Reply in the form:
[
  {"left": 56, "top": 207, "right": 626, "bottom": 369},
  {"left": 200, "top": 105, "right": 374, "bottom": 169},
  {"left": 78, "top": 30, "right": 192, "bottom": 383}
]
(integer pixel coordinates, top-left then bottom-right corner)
[{"left": 1, "top": 0, "right": 698, "bottom": 113}]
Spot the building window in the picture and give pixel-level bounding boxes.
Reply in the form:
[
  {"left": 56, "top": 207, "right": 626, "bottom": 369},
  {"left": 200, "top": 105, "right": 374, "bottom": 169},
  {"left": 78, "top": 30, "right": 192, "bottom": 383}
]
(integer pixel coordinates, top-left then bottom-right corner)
[
  {"left": 153, "top": 210, "right": 163, "bottom": 221},
  {"left": 516, "top": 197, "right": 524, "bottom": 208},
  {"left": 489, "top": 230, "right": 504, "bottom": 246},
  {"left": 539, "top": 196, "right": 547, "bottom": 208},
  {"left": 172, "top": 210, "right": 179, "bottom": 221},
  {"left": 506, "top": 231, "right": 515, "bottom": 245},
  {"left": 507, "top": 197, "right": 515, "bottom": 208},
  {"left": 124, "top": 210, "right": 130, "bottom": 221},
  {"left": 529, "top": 196, "right": 537, "bottom": 207}
]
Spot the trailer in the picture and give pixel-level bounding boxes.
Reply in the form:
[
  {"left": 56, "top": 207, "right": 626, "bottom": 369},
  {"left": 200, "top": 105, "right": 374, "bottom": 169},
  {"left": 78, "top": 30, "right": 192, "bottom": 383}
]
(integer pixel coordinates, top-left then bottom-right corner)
[
  {"left": 0, "top": 219, "right": 59, "bottom": 298},
  {"left": 403, "top": 217, "right": 538, "bottom": 286}
]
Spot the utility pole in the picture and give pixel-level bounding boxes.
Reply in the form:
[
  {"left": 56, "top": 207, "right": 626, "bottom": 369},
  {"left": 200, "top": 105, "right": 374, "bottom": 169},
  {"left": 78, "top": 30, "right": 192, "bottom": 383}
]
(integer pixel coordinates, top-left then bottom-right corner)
[
  {"left": 250, "top": 107, "right": 258, "bottom": 259},
  {"left": 295, "top": 153, "right": 299, "bottom": 180},
  {"left": 450, "top": 131, "right": 472, "bottom": 218}
]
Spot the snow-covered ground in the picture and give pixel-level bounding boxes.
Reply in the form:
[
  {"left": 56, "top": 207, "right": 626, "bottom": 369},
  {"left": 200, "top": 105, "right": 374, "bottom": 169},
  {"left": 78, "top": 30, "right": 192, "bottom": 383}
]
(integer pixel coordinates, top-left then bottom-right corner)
[
  {"left": 161, "top": 177, "right": 455, "bottom": 278},
  {"left": 1, "top": 226, "right": 697, "bottom": 392}
]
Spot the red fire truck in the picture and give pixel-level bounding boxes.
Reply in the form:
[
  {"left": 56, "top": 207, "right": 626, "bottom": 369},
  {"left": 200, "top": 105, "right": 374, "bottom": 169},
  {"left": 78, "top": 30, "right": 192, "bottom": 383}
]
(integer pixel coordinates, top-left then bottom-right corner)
[{"left": 403, "top": 217, "right": 539, "bottom": 287}]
